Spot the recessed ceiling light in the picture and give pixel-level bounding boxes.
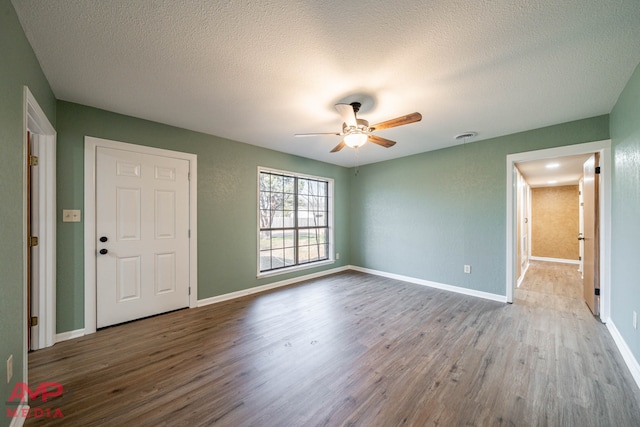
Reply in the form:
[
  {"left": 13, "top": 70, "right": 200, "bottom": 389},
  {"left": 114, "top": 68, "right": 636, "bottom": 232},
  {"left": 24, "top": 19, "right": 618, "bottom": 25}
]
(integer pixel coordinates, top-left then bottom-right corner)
[
  {"left": 546, "top": 163, "right": 560, "bottom": 169},
  {"left": 548, "top": 180, "right": 558, "bottom": 184}
]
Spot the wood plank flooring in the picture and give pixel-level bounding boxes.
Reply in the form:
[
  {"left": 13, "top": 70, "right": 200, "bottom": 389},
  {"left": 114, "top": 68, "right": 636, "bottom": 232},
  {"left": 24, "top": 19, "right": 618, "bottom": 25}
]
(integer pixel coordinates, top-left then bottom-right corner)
[{"left": 25, "top": 265, "right": 640, "bottom": 426}]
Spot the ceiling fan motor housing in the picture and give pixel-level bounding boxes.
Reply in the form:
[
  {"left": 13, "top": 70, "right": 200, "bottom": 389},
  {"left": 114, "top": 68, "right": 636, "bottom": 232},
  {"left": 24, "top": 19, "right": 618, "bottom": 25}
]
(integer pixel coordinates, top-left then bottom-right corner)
[{"left": 343, "top": 118, "right": 370, "bottom": 134}]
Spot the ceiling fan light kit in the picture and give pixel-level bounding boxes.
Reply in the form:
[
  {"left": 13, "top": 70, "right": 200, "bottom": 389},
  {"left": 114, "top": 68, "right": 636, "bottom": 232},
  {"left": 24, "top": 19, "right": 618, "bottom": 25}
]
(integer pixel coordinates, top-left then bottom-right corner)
[
  {"left": 296, "top": 101, "right": 422, "bottom": 153},
  {"left": 344, "top": 132, "right": 368, "bottom": 148}
]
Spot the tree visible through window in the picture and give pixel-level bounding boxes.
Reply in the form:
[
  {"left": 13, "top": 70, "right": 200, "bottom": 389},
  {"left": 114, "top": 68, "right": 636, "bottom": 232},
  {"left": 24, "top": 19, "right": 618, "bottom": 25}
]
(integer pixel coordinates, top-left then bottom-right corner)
[{"left": 259, "top": 170, "right": 330, "bottom": 273}]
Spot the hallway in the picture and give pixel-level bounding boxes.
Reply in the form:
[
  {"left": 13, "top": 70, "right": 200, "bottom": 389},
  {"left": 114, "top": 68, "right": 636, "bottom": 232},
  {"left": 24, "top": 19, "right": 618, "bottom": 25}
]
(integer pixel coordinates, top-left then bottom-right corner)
[{"left": 516, "top": 260, "right": 586, "bottom": 314}]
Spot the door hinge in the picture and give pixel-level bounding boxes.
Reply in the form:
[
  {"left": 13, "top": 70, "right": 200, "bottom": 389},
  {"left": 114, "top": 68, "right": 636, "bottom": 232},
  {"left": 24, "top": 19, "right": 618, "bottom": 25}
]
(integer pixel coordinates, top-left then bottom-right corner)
[
  {"left": 595, "top": 288, "right": 600, "bottom": 296},
  {"left": 188, "top": 287, "right": 191, "bottom": 296},
  {"left": 29, "top": 236, "right": 39, "bottom": 247},
  {"left": 579, "top": 256, "right": 582, "bottom": 261},
  {"left": 188, "top": 229, "right": 191, "bottom": 238},
  {"left": 188, "top": 172, "right": 191, "bottom": 181},
  {"left": 29, "top": 155, "right": 39, "bottom": 166},
  {"left": 30, "top": 316, "right": 38, "bottom": 327},
  {"left": 595, "top": 166, "right": 601, "bottom": 174}
]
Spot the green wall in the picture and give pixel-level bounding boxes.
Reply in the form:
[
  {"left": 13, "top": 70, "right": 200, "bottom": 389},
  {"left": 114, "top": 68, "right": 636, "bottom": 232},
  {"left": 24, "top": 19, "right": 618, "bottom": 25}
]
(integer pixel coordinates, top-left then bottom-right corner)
[
  {"left": 610, "top": 62, "right": 640, "bottom": 360},
  {"left": 0, "top": 0, "right": 56, "bottom": 424},
  {"left": 349, "top": 116, "right": 610, "bottom": 296},
  {"left": 56, "top": 101, "right": 351, "bottom": 333}
]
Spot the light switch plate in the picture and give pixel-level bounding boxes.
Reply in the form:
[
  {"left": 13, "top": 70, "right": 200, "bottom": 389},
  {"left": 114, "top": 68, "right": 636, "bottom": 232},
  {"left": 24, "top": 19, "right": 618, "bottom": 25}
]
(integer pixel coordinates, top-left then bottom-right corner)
[{"left": 63, "top": 209, "right": 81, "bottom": 222}]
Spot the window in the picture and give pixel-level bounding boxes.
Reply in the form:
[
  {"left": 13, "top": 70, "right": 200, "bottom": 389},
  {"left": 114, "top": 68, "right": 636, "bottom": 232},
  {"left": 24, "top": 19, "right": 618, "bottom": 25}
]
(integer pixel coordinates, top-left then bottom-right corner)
[{"left": 258, "top": 168, "right": 333, "bottom": 275}]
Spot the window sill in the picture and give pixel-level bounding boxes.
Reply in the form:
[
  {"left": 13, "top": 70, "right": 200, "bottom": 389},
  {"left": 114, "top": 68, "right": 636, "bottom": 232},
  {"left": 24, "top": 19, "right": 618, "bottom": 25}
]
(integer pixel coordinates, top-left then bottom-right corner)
[{"left": 257, "top": 259, "right": 335, "bottom": 279}]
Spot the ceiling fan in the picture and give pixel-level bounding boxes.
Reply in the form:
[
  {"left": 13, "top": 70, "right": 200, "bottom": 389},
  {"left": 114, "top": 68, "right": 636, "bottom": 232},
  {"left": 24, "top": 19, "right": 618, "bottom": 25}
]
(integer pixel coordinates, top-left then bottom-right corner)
[{"left": 295, "top": 102, "right": 422, "bottom": 153}]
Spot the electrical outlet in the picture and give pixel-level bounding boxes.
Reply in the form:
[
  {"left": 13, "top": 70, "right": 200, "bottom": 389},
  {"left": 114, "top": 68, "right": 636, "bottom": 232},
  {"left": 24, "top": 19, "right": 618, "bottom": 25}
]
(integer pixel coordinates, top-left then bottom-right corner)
[
  {"left": 634, "top": 311, "right": 637, "bottom": 330},
  {"left": 336, "top": 253, "right": 340, "bottom": 260},
  {"left": 7, "top": 354, "right": 13, "bottom": 383},
  {"left": 464, "top": 265, "right": 471, "bottom": 274}
]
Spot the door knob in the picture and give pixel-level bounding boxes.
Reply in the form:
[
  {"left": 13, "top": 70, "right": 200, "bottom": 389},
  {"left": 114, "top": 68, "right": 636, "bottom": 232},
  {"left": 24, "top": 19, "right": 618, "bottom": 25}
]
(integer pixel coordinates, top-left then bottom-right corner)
[
  {"left": 99, "top": 236, "right": 108, "bottom": 242},
  {"left": 99, "top": 249, "right": 108, "bottom": 255},
  {"left": 578, "top": 236, "right": 585, "bottom": 241}
]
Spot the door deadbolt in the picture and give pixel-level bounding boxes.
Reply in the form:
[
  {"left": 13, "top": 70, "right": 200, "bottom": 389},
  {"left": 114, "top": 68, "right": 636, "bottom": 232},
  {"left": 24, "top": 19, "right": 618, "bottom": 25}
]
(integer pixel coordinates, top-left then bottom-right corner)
[
  {"left": 99, "top": 248, "right": 108, "bottom": 255},
  {"left": 100, "top": 236, "right": 108, "bottom": 242}
]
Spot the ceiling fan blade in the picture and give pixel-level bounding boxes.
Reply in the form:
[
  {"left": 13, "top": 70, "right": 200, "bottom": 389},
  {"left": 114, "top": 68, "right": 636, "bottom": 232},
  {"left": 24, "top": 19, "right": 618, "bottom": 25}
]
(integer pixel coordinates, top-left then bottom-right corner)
[
  {"left": 370, "top": 112, "right": 422, "bottom": 131},
  {"left": 368, "top": 134, "right": 396, "bottom": 148},
  {"left": 335, "top": 103, "right": 357, "bottom": 127},
  {"left": 330, "top": 140, "right": 346, "bottom": 153},
  {"left": 294, "top": 132, "right": 341, "bottom": 137}
]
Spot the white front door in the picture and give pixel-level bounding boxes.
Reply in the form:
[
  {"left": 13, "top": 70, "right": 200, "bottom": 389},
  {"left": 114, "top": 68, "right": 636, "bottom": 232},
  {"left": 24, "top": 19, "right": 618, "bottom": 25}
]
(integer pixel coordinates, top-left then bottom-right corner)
[{"left": 96, "top": 147, "right": 190, "bottom": 328}]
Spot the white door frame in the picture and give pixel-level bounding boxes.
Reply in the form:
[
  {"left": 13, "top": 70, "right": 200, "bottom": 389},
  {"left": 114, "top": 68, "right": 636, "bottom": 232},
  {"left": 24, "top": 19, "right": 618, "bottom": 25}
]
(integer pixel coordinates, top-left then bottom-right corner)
[
  {"left": 84, "top": 137, "right": 198, "bottom": 334},
  {"left": 23, "top": 86, "right": 57, "bottom": 351},
  {"left": 506, "top": 140, "right": 612, "bottom": 321}
]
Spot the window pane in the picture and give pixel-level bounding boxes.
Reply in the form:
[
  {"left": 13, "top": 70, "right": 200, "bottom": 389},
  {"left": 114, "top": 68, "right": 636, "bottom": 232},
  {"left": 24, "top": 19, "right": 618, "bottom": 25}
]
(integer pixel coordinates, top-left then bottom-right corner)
[
  {"left": 283, "top": 230, "right": 295, "bottom": 248},
  {"left": 259, "top": 210, "right": 271, "bottom": 229},
  {"left": 284, "top": 194, "right": 295, "bottom": 210},
  {"left": 284, "top": 248, "right": 295, "bottom": 266},
  {"left": 259, "top": 250, "right": 271, "bottom": 271},
  {"left": 298, "top": 245, "right": 309, "bottom": 263},
  {"left": 272, "top": 230, "right": 284, "bottom": 249},
  {"left": 313, "top": 211, "right": 326, "bottom": 227},
  {"left": 260, "top": 231, "right": 271, "bottom": 250},
  {"left": 318, "top": 182, "right": 327, "bottom": 196},
  {"left": 283, "top": 176, "right": 295, "bottom": 193},
  {"left": 271, "top": 174, "right": 283, "bottom": 192},
  {"left": 306, "top": 180, "right": 318, "bottom": 196},
  {"left": 271, "top": 249, "right": 285, "bottom": 269}
]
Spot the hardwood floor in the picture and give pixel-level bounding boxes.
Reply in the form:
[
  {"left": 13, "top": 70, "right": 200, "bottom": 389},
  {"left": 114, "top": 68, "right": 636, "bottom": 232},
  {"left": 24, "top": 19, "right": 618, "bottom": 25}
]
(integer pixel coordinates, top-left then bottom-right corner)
[{"left": 25, "top": 267, "right": 640, "bottom": 426}]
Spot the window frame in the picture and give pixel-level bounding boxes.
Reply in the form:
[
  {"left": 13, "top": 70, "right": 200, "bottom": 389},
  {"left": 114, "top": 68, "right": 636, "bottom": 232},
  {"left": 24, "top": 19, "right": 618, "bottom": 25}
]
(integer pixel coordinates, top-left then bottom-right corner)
[{"left": 257, "top": 167, "right": 334, "bottom": 278}]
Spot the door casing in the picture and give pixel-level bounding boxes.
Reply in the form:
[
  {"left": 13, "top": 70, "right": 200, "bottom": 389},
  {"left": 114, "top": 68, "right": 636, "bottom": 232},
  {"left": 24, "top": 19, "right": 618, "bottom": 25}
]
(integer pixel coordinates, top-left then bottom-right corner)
[
  {"left": 23, "top": 87, "right": 57, "bottom": 352},
  {"left": 506, "top": 140, "right": 611, "bottom": 321},
  {"left": 84, "top": 136, "right": 198, "bottom": 335}
]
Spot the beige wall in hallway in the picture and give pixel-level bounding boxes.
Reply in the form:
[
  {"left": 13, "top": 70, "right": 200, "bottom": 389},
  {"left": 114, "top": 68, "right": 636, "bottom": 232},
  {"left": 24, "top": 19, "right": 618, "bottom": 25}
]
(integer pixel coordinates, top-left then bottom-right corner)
[{"left": 531, "top": 185, "right": 579, "bottom": 260}]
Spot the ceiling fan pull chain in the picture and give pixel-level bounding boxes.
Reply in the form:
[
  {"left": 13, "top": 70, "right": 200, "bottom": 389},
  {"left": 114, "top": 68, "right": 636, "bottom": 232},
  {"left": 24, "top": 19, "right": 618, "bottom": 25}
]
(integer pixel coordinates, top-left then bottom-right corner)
[{"left": 354, "top": 147, "right": 360, "bottom": 176}]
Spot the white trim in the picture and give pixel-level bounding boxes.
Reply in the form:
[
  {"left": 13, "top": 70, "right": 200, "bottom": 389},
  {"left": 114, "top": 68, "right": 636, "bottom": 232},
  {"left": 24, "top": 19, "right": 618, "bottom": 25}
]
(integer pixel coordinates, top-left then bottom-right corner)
[
  {"left": 55, "top": 329, "right": 86, "bottom": 342},
  {"left": 529, "top": 256, "right": 580, "bottom": 265},
  {"left": 606, "top": 319, "right": 640, "bottom": 390},
  {"left": 506, "top": 140, "right": 612, "bottom": 320},
  {"left": 8, "top": 402, "right": 29, "bottom": 427},
  {"left": 256, "top": 166, "right": 335, "bottom": 278},
  {"left": 516, "top": 261, "right": 530, "bottom": 287},
  {"left": 350, "top": 265, "right": 508, "bottom": 303},
  {"left": 256, "top": 259, "right": 335, "bottom": 279},
  {"left": 22, "top": 88, "right": 56, "bottom": 407},
  {"left": 84, "top": 136, "right": 198, "bottom": 335},
  {"left": 199, "top": 265, "right": 349, "bottom": 307},
  {"left": 25, "top": 87, "right": 57, "bottom": 351}
]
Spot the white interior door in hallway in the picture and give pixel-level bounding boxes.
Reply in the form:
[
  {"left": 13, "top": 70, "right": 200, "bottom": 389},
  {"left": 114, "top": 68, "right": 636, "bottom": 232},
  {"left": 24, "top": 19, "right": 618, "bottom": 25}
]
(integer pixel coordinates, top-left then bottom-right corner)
[{"left": 96, "top": 147, "right": 190, "bottom": 328}]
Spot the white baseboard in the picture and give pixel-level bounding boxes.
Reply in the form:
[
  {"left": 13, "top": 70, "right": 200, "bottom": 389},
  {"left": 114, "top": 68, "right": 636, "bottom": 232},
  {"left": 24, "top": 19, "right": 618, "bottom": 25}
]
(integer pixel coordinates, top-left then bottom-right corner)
[
  {"left": 530, "top": 256, "right": 580, "bottom": 265},
  {"left": 197, "top": 266, "right": 350, "bottom": 307},
  {"left": 349, "top": 265, "right": 508, "bottom": 303},
  {"left": 8, "top": 403, "right": 29, "bottom": 427},
  {"left": 56, "top": 328, "right": 85, "bottom": 343},
  {"left": 606, "top": 319, "right": 640, "bottom": 390}
]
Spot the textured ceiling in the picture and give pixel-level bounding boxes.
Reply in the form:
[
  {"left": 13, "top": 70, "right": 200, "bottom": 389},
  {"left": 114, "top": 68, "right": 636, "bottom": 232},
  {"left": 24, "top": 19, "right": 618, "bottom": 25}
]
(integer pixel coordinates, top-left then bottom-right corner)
[{"left": 11, "top": 0, "right": 640, "bottom": 167}]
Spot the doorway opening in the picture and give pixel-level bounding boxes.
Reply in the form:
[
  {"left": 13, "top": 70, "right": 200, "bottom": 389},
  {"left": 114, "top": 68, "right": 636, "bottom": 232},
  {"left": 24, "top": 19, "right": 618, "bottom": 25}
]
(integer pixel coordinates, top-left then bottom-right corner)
[{"left": 506, "top": 140, "right": 611, "bottom": 321}]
